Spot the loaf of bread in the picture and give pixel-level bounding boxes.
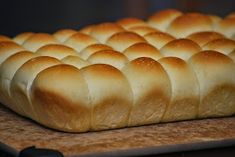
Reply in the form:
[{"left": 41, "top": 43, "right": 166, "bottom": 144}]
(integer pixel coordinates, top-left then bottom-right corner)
[{"left": 0, "top": 9, "right": 235, "bottom": 132}]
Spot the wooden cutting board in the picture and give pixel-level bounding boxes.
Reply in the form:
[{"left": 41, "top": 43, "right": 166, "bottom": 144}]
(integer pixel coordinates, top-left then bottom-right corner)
[{"left": 0, "top": 104, "right": 235, "bottom": 157}]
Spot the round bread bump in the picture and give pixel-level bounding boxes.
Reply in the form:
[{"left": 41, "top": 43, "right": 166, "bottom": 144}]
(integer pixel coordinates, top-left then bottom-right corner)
[
  {"left": 80, "top": 64, "right": 133, "bottom": 130},
  {"left": 106, "top": 31, "right": 146, "bottom": 52},
  {"left": 158, "top": 57, "right": 199, "bottom": 122},
  {"left": 188, "top": 50, "right": 235, "bottom": 118},
  {"left": 202, "top": 38, "right": 235, "bottom": 55},
  {"left": 31, "top": 64, "right": 91, "bottom": 132},
  {"left": 167, "top": 13, "right": 213, "bottom": 38},
  {"left": 208, "top": 15, "right": 222, "bottom": 27},
  {"left": 116, "top": 17, "right": 148, "bottom": 29},
  {"left": 79, "top": 24, "right": 96, "bottom": 35},
  {"left": 0, "top": 35, "right": 12, "bottom": 42},
  {"left": 79, "top": 44, "right": 113, "bottom": 60},
  {"left": 90, "top": 22, "right": 125, "bottom": 43},
  {"left": 10, "top": 56, "right": 61, "bottom": 119},
  {"left": 64, "top": 32, "right": 98, "bottom": 52},
  {"left": 160, "top": 39, "right": 202, "bottom": 60},
  {"left": 0, "top": 41, "right": 25, "bottom": 65},
  {"left": 128, "top": 26, "right": 159, "bottom": 36},
  {"left": 187, "top": 31, "right": 225, "bottom": 47},
  {"left": 53, "top": 29, "right": 77, "bottom": 43},
  {"left": 13, "top": 32, "right": 35, "bottom": 45},
  {"left": 229, "top": 50, "right": 235, "bottom": 62},
  {"left": 148, "top": 9, "right": 183, "bottom": 31},
  {"left": 226, "top": 12, "right": 235, "bottom": 19},
  {"left": 144, "top": 32, "right": 175, "bottom": 49},
  {"left": 22, "top": 33, "right": 58, "bottom": 52},
  {"left": 215, "top": 17, "right": 235, "bottom": 38},
  {"left": 35, "top": 44, "right": 79, "bottom": 60},
  {"left": 122, "top": 57, "right": 171, "bottom": 126},
  {"left": 0, "top": 51, "right": 36, "bottom": 115},
  {"left": 123, "top": 42, "right": 162, "bottom": 61},
  {"left": 87, "top": 50, "right": 128, "bottom": 70},
  {"left": 61, "top": 55, "right": 90, "bottom": 69}
]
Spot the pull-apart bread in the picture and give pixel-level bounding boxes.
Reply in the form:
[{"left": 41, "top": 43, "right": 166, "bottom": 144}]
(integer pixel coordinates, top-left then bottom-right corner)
[{"left": 0, "top": 9, "right": 235, "bottom": 132}]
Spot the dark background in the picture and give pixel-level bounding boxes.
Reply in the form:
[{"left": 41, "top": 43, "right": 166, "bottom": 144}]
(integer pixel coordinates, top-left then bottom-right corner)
[{"left": 0, "top": 0, "right": 235, "bottom": 37}]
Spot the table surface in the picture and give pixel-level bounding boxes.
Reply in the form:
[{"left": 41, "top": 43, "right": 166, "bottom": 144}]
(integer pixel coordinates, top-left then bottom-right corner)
[{"left": 0, "top": 104, "right": 235, "bottom": 157}]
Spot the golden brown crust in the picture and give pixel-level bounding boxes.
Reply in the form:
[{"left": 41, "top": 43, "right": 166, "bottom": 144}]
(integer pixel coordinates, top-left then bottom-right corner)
[
  {"left": 79, "top": 44, "right": 113, "bottom": 60},
  {"left": 36, "top": 44, "right": 79, "bottom": 59},
  {"left": 187, "top": 31, "right": 225, "bottom": 46},
  {"left": 13, "top": 32, "right": 34, "bottom": 45},
  {"left": 80, "top": 64, "right": 132, "bottom": 130},
  {"left": 123, "top": 42, "right": 162, "bottom": 61},
  {"left": 90, "top": 22, "right": 125, "bottom": 43},
  {"left": 22, "top": 33, "right": 58, "bottom": 51},
  {"left": 144, "top": 32, "right": 175, "bottom": 49},
  {"left": 106, "top": 31, "right": 146, "bottom": 52},
  {"left": 128, "top": 26, "right": 159, "bottom": 36},
  {"left": 122, "top": 57, "right": 171, "bottom": 126},
  {"left": 31, "top": 64, "right": 90, "bottom": 132},
  {"left": 64, "top": 33, "right": 98, "bottom": 52},
  {"left": 202, "top": 38, "right": 235, "bottom": 55},
  {"left": 148, "top": 9, "right": 183, "bottom": 31},
  {"left": 88, "top": 50, "right": 128, "bottom": 69},
  {"left": 160, "top": 39, "right": 202, "bottom": 60},
  {"left": 53, "top": 29, "right": 77, "bottom": 42},
  {"left": 0, "top": 41, "right": 25, "bottom": 65},
  {"left": 116, "top": 17, "right": 147, "bottom": 29},
  {"left": 215, "top": 17, "right": 235, "bottom": 37},
  {"left": 167, "top": 13, "right": 213, "bottom": 38},
  {"left": 0, "top": 35, "right": 12, "bottom": 42}
]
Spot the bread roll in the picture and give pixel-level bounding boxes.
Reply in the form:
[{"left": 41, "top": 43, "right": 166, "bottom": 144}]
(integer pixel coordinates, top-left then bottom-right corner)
[
  {"left": 106, "top": 31, "right": 146, "bottom": 52},
  {"left": 79, "top": 24, "right": 96, "bottom": 35},
  {"left": 36, "top": 44, "right": 79, "bottom": 59},
  {"left": 215, "top": 17, "right": 235, "bottom": 37},
  {"left": 10, "top": 56, "right": 61, "bottom": 119},
  {"left": 61, "top": 55, "right": 90, "bottom": 69},
  {"left": 53, "top": 29, "right": 77, "bottom": 43},
  {"left": 160, "top": 39, "right": 202, "bottom": 60},
  {"left": 0, "top": 51, "right": 37, "bottom": 114},
  {"left": 144, "top": 32, "right": 175, "bottom": 49},
  {"left": 229, "top": 50, "right": 235, "bottom": 62},
  {"left": 0, "top": 35, "right": 12, "bottom": 42},
  {"left": 87, "top": 50, "right": 128, "bottom": 69},
  {"left": 90, "top": 22, "right": 125, "bottom": 43},
  {"left": 116, "top": 17, "right": 147, "bottom": 29},
  {"left": 128, "top": 26, "right": 159, "bottom": 36},
  {"left": 158, "top": 57, "right": 199, "bottom": 122},
  {"left": 122, "top": 57, "right": 171, "bottom": 126},
  {"left": 148, "top": 9, "right": 183, "bottom": 31},
  {"left": 0, "top": 41, "right": 25, "bottom": 65},
  {"left": 208, "top": 15, "right": 222, "bottom": 27},
  {"left": 187, "top": 31, "right": 225, "bottom": 47},
  {"left": 79, "top": 44, "right": 113, "bottom": 60},
  {"left": 167, "top": 13, "right": 213, "bottom": 38},
  {"left": 202, "top": 38, "right": 235, "bottom": 55},
  {"left": 226, "top": 12, "right": 235, "bottom": 19},
  {"left": 123, "top": 42, "right": 162, "bottom": 61},
  {"left": 22, "top": 33, "right": 58, "bottom": 51},
  {"left": 80, "top": 64, "right": 132, "bottom": 130},
  {"left": 31, "top": 64, "right": 90, "bottom": 132},
  {"left": 188, "top": 50, "right": 235, "bottom": 118},
  {"left": 64, "top": 33, "right": 98, "bottom": 52},
  {"left": 1, "top": 9, "right": 235, "bottom": 133},
  {"left": 13, "top": 32, "right": 34, "bottom": 45}
]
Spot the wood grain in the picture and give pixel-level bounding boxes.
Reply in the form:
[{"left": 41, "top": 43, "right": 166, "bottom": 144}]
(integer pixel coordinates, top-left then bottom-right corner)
[{"left": 0, "top": 104, "right": 235, "bottom": 157}]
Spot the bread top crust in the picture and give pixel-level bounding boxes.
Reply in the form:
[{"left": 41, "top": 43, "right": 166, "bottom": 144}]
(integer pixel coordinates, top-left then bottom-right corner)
[
  {"left": 167, "top": 13, "right": 213, "bottom": 38},
  {"left": 148, "top": 9, "right": 183, "bottom": 31},
  {"left": 106, "top": 31, "right": 146, "bottom": 52}
]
